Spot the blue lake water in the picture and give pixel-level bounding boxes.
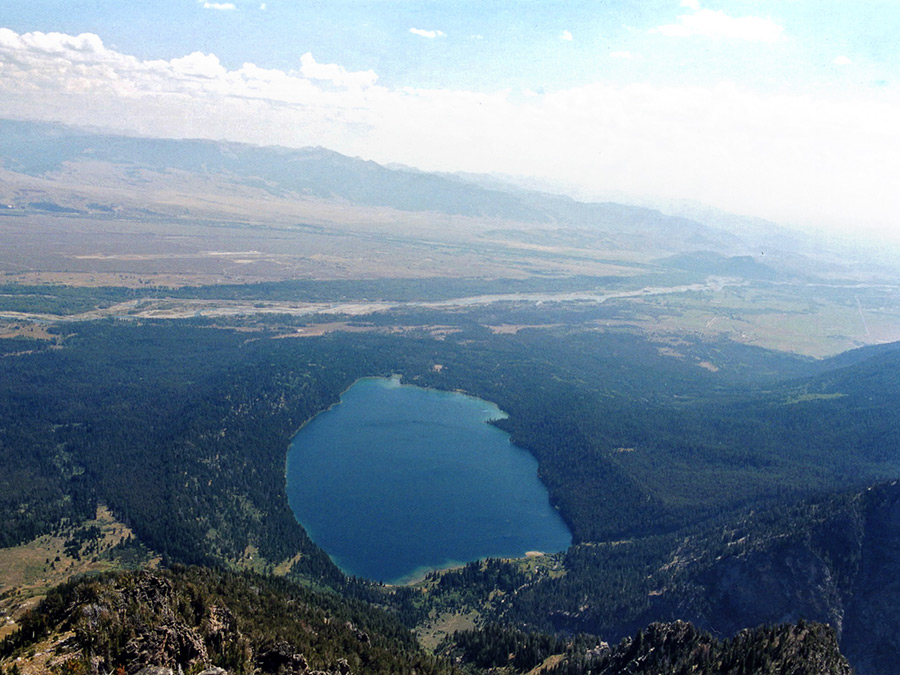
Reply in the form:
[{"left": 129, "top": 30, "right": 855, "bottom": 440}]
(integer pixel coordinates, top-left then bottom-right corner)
[{"left": 285, "top": 376, "right": 572, "bottom": 584}]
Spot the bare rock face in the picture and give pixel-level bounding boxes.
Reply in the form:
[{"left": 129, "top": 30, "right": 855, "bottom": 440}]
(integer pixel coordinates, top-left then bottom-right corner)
[
  {"left": 133, "top": 667, "right": 175, "bottom": 675},
  {"left": 573, "top": 620, "right": 854, "bottom": 675},
  {"left": 687, "top": 539, "right": 844, "bottom": 635},
  {"left": 255, "top": 641, "right": 309, "bottom": 674},
  {"left": 344, "top": 621, "right": 370, "bottom": 644},
  {"left": 134, "top": 668, "right": 229, "bottom": 675},
  {"left": 123, "top": 622, "right": 208, "bottom": 671},
  {"left": 840, "top": 484, "right": 900, "bottom": 675},
  {"left": 60, "top": 571, "right": 249, "bottom": 675},
  {"left": 629, "top": 481, "right": 900, "bottom": 674}
]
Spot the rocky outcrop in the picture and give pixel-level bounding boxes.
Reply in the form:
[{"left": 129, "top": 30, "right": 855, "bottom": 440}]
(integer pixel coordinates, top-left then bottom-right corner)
[
  {"left": 642, "top": 481, "right": 900, "bottom": 674},
  {"left": 839, "top": 484, "right": 900, "bottom": 675},
  {"left": 0, "top": 567, "right": 436, "bottom": 675},
  {"left": 666, "top": 537, "right": 845, "bottom": 636},
  {"left": 255, "top": 641, "right": 309, "bottom": 674},
  {"left": 65, "top": 571, "right": 249, "bottom": 674},
  {"left": 552, "top": 620, "right": 854, "bottom": 675}
]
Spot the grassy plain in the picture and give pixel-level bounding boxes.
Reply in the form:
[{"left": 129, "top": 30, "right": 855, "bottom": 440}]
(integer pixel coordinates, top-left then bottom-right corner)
[
  {"left": 605, "top": 282, "right": 900, "bottom": 357},
  {"left": 0, "top": 506, "right": 156, "bottom": 641}
]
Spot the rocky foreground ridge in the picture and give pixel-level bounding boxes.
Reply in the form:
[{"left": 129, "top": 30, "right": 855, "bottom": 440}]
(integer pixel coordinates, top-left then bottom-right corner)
[
  {"left": 0, "top": 567, "right": 441, "bottom": 675},
  {"left": 0, "top": 567, "right": 854, "bottom": 675}
]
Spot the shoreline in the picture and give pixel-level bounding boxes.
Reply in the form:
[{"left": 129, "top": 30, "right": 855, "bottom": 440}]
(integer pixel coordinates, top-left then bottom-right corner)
[
  {"left": 283, "top": 373, "right": 509, "bottom": 466},
  {"left": 282, "top": 375, "right": 566, "bottom": 584},
  {"left": 387, "top": 550, "right": 548, "bottom": 587}
]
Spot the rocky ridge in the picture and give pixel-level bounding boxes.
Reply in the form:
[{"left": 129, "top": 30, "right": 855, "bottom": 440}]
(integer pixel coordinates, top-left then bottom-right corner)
[{"left": 0, "top": 567, "right": 443, "bottom": 675}]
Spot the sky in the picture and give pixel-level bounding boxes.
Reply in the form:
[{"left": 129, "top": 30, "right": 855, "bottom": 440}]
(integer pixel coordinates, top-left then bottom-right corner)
[{"left": 0, "top": 1, "right": 898, "bottom": 241}]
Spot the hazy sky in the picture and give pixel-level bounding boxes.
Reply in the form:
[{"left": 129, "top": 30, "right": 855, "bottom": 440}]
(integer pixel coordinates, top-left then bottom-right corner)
[{"left": 1, "top": 1, "right": 898, "bottom": 240}]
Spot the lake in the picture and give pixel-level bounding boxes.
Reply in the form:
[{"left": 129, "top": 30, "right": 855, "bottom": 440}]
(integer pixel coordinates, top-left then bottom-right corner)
[{"left": 285, "top": 376, "right": 572, "bottom": 583}]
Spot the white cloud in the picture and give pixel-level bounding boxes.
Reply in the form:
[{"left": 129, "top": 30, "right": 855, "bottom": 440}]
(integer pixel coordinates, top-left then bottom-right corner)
[
  {"left": 409, "top": 28, "right": 445, "bottom": 39},
  {"left": 833, "top": 55, "right": 852, "bottom": 66},
  {"left": 560, "top": 30, "right": 573, "bottom": 42},
  {"left": 0, "top": 28, "right": 106, "bottom": 57},
  {"left": 260, "top": 3, "right": 267, "bottom": 9},
  {"left": 203, "top": 2, "right": 236, "bottom": 10},
  {"left": 299, "top": 52, "right": 377, "bottom": 88},
  {"left": 0, "top": 28, "right": 897, "bottom": 239},
  {"left": 169, "top": 51, "right": 228, "bottom": 79},
  {"left": 680, "top": 0, "right": 701, "bottom": 10},
  {"left": 654, "top": 9, "right": 784, "bottom": 42}
]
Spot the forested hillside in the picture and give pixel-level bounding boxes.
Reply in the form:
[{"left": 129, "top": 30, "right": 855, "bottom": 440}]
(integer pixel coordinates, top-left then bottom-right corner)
[
  {"left": 396, "top": 479, "right": 900, "bottom": 674},
  {"left": 3, "top": 311, "right": 900, "bottom": 672},
  {"left": 445, "top": 620, "right": 852, "bottom": 675},
  {"left": 3, "top": 316, "right": 900, "bottom": 567}
]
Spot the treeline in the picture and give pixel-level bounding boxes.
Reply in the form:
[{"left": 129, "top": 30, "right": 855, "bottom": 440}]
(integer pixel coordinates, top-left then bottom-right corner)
[
  {"left": 0, "top": 284, "right": 134, "bottom": 314},
  {"left": 0, "top": 275, "right": 641, "bottom": 315},
  {"left": 0, "top": 336, "right": 55, "bottom": 355}
]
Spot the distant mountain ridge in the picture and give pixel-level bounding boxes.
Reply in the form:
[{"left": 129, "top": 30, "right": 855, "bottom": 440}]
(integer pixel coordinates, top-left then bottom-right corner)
[
  {"left": 657, "top": 250, "right": 778, "bottom": 280},
  {"left": 0, "top": 118, "right": 748, "bottom": 254}
]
